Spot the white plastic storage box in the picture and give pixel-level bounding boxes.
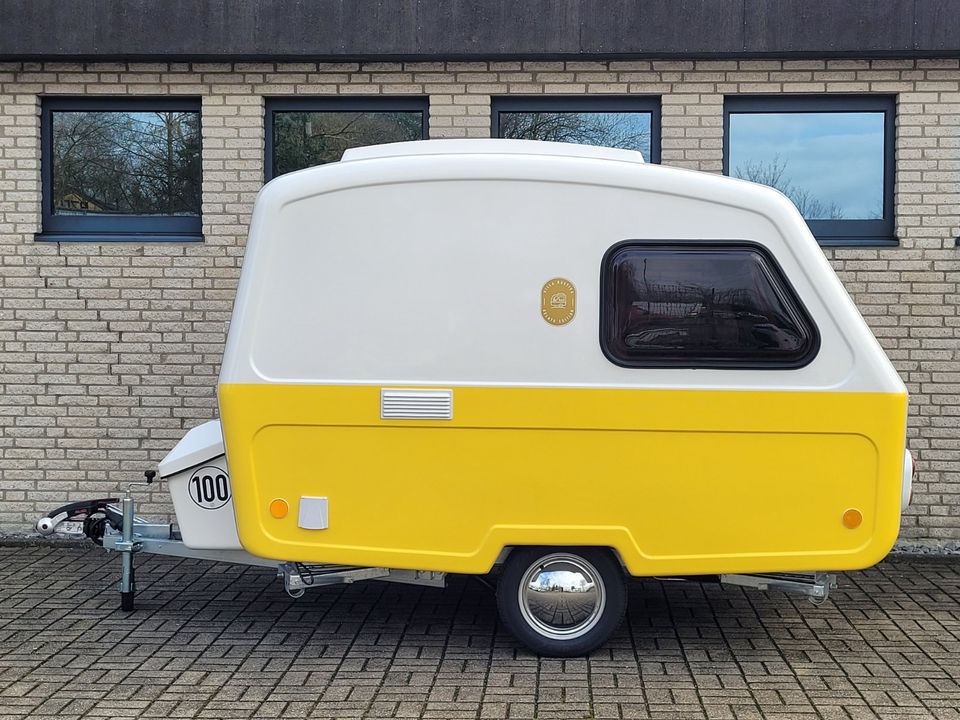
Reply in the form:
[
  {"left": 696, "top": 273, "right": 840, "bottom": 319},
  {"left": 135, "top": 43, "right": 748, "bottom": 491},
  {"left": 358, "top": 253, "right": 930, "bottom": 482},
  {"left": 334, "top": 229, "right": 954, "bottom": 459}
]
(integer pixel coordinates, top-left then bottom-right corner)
[{"left": 157, "top": 420, "right": 242, "bottom": 550}]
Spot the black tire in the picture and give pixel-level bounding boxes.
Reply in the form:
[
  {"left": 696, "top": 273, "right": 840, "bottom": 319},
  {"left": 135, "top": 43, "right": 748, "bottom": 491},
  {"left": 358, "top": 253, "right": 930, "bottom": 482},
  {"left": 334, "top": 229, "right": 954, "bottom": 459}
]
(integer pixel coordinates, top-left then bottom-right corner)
[{"left": 496, "top": 546, "right": 627, "bottom": 657}]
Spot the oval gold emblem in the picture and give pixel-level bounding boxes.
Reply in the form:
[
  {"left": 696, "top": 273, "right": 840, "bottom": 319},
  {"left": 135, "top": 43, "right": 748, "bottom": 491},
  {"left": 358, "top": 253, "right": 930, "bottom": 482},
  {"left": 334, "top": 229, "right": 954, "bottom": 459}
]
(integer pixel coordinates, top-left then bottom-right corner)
[{"left": 541, "top": 278, "right": 576, "bottom": 326}]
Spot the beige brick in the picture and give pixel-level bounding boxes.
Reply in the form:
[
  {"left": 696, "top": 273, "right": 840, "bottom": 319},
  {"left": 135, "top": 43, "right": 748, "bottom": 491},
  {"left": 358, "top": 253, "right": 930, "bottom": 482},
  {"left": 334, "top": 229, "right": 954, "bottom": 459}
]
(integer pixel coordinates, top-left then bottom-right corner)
[{"left": 0, "top": 58, "right": 958, "bottom": 543}]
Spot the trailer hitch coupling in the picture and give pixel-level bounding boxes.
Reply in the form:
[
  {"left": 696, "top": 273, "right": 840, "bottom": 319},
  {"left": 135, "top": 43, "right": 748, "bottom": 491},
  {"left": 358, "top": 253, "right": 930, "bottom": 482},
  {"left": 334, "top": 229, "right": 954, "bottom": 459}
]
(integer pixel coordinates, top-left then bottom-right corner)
[{"left": 36, "top": 498, "right": 121, "bottom": 542}]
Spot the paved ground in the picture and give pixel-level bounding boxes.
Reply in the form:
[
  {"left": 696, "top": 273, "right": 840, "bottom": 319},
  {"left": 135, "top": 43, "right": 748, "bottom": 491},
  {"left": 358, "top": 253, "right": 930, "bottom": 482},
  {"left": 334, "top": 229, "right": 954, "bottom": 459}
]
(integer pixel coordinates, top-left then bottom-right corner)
[{"left": 1, "top": 547, "right": 959, "bottom": 719}]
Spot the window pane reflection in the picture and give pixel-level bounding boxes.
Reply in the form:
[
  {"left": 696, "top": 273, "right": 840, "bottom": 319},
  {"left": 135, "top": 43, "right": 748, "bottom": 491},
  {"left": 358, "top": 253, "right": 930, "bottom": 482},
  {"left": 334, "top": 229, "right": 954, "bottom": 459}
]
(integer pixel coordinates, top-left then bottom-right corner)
[
  {"left": 271, "top": 110, "right": 424, "bottom": 176},
  {"left": 52, "top": 110, "right": 201, "bottom": 217},
  {"left": 728, "top": 112, "right": 885, "bottom": 220},
  {"left": 498, "top": 111, "right": 652, "bottom": 161}
]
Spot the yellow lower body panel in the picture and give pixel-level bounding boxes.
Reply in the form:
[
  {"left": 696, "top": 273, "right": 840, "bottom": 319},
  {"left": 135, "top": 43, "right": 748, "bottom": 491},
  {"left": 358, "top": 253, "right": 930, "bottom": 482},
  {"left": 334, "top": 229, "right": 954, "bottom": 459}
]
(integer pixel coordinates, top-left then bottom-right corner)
[{"left": 218, "top": 384, "right": 907, "bottom": 576}]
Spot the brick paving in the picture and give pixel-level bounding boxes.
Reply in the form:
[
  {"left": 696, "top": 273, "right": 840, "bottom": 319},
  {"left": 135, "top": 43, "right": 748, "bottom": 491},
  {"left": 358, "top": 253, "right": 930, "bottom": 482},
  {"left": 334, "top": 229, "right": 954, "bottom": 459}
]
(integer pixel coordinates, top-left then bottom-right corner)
[{"left": 0, "top": 547, "right": 958, "bottom": 719}]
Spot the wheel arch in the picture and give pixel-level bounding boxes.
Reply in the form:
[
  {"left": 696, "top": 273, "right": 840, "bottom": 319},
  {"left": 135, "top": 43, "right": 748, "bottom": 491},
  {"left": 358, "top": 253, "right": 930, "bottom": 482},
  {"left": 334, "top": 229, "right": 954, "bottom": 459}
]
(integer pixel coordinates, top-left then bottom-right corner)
[{"left": 491, "top": 544, "right": 629, "bottom": 573}]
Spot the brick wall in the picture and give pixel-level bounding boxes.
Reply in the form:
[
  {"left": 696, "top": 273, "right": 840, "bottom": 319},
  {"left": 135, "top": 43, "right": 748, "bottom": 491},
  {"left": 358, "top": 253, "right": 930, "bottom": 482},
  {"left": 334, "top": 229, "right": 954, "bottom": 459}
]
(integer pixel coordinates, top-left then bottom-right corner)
[{"left": 1, "top": 59, "right": 957, "bottom": 542}]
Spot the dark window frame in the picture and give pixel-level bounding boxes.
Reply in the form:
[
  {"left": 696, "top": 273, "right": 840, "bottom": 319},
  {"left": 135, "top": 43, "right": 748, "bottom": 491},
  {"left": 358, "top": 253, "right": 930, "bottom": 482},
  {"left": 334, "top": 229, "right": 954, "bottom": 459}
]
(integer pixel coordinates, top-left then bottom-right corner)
[
  {"left": 491, "top": 95, "right": 662, "bottom": 164},
  {"left": 599, "top": 240, "right": 821, "bottom": 370},
  {"left": 723, "top": 95, "right": 897, "bottom": 247},
  {"left": 37, "top": 96, "right": 203, "bottom": 243},
  {"left": 264, "top": 96, "right": 430, "bottom": 181}
]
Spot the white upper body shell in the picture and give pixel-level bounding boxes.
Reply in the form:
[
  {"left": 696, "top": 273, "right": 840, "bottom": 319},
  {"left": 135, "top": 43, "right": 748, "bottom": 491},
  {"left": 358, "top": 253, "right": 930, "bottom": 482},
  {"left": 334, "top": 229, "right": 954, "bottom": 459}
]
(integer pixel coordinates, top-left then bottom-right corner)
[{"left": 219, "top": 139, "right": 904, "bottom": 394}]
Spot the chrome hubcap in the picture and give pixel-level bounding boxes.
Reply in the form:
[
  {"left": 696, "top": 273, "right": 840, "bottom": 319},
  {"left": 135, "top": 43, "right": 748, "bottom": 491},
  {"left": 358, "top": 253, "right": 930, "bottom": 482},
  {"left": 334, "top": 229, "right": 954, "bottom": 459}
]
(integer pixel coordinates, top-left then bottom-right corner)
[{"left": 518, "top": 554, "right": 606, "bottom": 640}]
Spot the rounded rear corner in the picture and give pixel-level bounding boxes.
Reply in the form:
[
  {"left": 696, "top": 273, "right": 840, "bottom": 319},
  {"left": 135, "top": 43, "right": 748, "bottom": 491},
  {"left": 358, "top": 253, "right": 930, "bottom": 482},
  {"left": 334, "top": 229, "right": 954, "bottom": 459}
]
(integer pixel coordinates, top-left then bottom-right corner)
[
  {"left": 842, "top": 519, "right": 902, "bottom": 572},
  {"left": 234, "top": 510, "right": 285, "bottom": 561}
]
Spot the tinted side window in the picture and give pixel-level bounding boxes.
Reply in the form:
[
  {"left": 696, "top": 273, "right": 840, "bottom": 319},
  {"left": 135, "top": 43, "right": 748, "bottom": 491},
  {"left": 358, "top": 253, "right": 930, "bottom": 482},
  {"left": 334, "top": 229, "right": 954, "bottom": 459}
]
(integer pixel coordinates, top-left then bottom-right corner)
[{"left": 601, "top": 244, "right": 818, "bottom": 368}]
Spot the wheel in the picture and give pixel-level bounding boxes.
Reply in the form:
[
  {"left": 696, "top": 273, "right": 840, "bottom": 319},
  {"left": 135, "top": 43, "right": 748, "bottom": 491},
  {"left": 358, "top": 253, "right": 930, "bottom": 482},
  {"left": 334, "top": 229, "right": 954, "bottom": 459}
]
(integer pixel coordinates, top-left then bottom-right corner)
[{"left": 496, "top": 546, "right": 627, "bottom": 656}]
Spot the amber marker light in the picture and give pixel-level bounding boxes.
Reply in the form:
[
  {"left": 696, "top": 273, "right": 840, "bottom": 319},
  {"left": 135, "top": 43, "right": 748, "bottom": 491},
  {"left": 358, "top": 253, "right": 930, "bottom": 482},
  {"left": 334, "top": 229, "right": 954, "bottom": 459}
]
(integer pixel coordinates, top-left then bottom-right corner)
[
  {"left": 269, "top": 498, "right": 289, "bottom": 519},
  {"left": 842, "top": 508, "right": 863, "bottom": 529}
]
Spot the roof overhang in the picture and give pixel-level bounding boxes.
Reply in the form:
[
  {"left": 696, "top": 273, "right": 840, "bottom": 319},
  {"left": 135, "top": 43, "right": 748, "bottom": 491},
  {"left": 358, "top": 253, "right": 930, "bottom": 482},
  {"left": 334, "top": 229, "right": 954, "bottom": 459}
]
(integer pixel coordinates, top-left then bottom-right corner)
[{"left": 1, "top": 0, "right": 958, "bottom": 62}]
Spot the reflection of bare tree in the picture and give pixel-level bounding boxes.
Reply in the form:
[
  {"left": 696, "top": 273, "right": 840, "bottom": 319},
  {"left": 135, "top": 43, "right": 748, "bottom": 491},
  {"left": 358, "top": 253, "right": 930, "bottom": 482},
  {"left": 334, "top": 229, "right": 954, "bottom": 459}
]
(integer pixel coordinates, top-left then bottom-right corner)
[
  {"left": 53, "top": 111, "right": 201, "bottom": 216},
  {"left": 500, "top": 112, "right": 651, "bottom": 158},
  {"left": 616, "top": 255, "right": 804, "bottom": 354},
  {"left": 734, "top": 154, "right": 847, "bottom": 220},
  {"left": 273, "top": 111, "right": 423, "bottom": 175}
]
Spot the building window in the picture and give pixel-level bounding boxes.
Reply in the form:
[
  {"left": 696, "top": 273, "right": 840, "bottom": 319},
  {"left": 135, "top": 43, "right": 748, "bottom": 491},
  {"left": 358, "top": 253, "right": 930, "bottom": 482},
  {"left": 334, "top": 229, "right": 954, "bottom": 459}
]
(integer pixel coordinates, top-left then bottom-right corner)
[
  {"left": 491, "top": 96, "right": 661, "bottom": 163},
  {"left": 724, "top": 96, "right": 896, "bottom": 246},
  {"left": 600, "top": 242, "right": 818, "bottom": 369},
  {"left": 265, "top": 98, "right": 428, "bottom": 179},
  {"left": 39, "top": 97, "right": 202, "bottom": 243}
]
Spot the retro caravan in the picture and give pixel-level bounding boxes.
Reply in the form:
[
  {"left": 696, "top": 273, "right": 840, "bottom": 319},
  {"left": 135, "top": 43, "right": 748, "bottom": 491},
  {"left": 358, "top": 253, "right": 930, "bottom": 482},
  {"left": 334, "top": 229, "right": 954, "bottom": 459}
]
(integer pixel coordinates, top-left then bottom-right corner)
[{"left": 39, "top": 140, "right": 913, "bottom": 656}]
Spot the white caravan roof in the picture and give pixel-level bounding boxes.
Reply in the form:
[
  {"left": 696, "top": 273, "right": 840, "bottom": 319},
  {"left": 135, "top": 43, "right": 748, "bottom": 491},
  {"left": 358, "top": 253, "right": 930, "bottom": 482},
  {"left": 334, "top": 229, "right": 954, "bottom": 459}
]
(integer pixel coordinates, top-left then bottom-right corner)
[
  {"left": 220, "top": 139, "right": 903, "bottom": 395},
  {"left": 341, "top": 138, "right": 647, "bottom": 165}
]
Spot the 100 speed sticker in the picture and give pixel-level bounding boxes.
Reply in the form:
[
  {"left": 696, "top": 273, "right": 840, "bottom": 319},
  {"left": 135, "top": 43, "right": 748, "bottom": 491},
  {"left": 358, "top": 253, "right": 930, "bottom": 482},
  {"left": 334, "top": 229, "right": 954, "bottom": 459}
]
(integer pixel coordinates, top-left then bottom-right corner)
[{"left": 188, "top": 466, "right": 231, "bottom": 510}]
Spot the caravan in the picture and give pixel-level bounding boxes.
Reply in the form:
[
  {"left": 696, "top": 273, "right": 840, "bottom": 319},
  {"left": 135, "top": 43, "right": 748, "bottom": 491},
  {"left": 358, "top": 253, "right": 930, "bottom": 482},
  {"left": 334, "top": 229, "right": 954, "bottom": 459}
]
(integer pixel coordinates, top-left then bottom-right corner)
[{"left": 39, "top": 140, "right": 913, "bottom": 656}]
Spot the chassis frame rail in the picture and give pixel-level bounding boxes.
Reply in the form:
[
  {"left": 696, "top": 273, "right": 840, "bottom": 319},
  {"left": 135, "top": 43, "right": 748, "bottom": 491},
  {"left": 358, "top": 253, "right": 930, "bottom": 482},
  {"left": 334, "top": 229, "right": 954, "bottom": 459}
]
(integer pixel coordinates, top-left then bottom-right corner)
[
  {"left": 38, "top": 489, "right": 448, "bottom": 609},
  {"left": 37, "top": 489, "right": 836, "bottom": 610},
  {"left": 720, "top": 571, "right": 838, "bottom": 604}
]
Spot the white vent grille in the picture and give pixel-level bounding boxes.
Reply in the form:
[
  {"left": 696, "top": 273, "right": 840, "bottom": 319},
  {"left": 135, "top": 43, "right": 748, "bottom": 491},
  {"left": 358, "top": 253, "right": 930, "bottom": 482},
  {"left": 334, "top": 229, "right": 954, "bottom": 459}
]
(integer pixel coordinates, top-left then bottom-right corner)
[{"left": 381, "top": 388, "right": 453, "bottom": 420}]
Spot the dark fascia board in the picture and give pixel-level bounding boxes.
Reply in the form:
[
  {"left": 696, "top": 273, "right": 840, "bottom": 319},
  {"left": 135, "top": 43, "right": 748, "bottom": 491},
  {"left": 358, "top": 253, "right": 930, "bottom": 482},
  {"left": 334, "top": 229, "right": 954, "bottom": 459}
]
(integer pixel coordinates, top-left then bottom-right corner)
[
  {"left": 2, "top": 0, "right": 960, "bottom": 61},
  {"left": 743, "top": 0, "right": 915, "bottom": 56}
]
